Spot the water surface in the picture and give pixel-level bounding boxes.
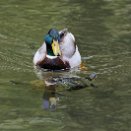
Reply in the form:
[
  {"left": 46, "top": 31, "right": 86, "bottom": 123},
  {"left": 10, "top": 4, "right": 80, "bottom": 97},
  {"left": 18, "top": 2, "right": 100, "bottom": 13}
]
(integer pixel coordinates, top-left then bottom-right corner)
[{"left": 0, "top": 0, "right": 131, "bottom": 131}]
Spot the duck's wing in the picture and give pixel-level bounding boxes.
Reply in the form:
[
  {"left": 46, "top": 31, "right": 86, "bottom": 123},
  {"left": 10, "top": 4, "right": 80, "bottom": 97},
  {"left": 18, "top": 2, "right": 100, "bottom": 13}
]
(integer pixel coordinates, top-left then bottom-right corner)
[
  {"left": 59, "top": 30, "right": 81, "bottom": 68},
  {"left": 33, "top": 43, "right": 46, "bottom": 65},
  {"left": 59, "top": 31, "right": 76, "bottom": 58},
  {"left": 67, "top": 45, "right": 81, "bottom": 68}
]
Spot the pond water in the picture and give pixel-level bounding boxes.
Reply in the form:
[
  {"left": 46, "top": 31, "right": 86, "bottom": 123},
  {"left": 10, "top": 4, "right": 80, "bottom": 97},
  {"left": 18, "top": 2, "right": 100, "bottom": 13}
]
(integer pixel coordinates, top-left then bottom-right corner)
[{"left": 0, "top": 0, "right": 131, "bottom": 131}]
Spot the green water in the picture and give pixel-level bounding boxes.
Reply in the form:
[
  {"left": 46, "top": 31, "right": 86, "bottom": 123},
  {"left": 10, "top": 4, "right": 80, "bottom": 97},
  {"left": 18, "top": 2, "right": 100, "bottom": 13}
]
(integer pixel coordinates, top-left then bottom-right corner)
[{"left": 0, "top": 0, "right": 131, "bottom": 130}]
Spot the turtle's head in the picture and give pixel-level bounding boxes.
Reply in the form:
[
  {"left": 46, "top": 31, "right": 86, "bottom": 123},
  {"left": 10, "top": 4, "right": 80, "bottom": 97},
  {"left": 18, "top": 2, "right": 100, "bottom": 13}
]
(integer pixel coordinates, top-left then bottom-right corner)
[{"left": 44, "top": 29, "right": 61, "bottom": 56}]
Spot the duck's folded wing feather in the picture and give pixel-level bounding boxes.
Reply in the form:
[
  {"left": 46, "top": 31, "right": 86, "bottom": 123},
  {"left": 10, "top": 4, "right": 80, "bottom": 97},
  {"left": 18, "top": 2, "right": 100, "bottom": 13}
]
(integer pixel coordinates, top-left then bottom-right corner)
[
  {"left": 60, "top": 32, "right": 76, "bottom": 58},
  {"left": 62, "top": 45, "right": 81, "bottom": 68},
  {"left": 33, "top": 43, "right": 46, "bottom": 65},
  {"left": 59, "top": 31, "right": 81, "bottom": 68}
]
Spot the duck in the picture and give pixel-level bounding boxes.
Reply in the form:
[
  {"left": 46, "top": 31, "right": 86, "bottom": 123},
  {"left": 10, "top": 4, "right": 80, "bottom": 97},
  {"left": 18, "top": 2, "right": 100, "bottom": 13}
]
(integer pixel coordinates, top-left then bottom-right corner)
[{"left": 33, "top": 28, "right": 81, "bottom": 70}]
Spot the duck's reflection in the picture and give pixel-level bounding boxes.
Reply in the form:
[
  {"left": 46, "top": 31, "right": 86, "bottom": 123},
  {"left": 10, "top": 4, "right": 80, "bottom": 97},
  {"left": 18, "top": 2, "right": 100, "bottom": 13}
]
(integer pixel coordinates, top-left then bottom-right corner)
[
  {"left": 43, "top": 85, "right": 58, "bottom": 111},
  {"left": 34, "top": 66, "right": 97, "bottom": 111},
  {"left": 34, "top": 67, "right": 78, "bottom": 110},
  {"left": 43, "top": 79, "right": 59, "bottom": 111}
]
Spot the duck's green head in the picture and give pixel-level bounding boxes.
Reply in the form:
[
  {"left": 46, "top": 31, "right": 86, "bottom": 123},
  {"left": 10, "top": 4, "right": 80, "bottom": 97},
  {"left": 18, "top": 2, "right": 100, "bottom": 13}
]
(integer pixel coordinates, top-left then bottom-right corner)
[{"left": 44, "top": 29, "right": 61, "bottom": 56}]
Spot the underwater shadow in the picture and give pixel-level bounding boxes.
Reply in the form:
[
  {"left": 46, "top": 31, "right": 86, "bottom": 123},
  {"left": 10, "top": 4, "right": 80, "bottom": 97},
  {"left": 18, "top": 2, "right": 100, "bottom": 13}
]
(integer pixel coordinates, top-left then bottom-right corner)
[{"left": 34, "top": 66, "right": 97, "bottom": 111}]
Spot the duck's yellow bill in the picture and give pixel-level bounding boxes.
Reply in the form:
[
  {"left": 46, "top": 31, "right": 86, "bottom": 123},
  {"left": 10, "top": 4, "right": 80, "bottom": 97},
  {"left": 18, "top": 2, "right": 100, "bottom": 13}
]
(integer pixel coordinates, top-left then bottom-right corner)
[{"left": 52, "top": 40, "right": 61, "bottom": 56}]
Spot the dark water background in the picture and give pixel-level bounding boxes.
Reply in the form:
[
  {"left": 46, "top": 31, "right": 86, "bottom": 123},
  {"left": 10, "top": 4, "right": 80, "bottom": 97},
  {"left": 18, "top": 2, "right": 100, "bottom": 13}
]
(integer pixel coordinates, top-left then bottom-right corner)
[{"left": 0, "top": 0, "right": 131, "bottom": 130}]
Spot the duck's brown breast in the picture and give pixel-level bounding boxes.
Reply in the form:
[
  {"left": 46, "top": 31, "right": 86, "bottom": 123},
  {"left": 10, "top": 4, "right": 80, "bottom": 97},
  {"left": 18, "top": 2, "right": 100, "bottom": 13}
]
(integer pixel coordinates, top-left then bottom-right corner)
[{"left": 38, "top": 56, "right": 70, "bottom": 70}]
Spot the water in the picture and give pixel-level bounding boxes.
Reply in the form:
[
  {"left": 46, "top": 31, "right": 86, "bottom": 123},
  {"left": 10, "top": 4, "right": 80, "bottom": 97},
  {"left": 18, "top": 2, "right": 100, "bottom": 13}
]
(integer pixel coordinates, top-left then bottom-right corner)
[{"left": 0, "top": 0, "right": 131, "bottom": 130}]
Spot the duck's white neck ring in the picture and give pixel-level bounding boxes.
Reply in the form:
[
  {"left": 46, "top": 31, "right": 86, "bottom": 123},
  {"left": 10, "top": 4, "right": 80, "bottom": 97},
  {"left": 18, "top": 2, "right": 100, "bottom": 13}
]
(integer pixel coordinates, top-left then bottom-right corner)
[{"left": 46, "top": 55, "right": 57, "bottom": 59}]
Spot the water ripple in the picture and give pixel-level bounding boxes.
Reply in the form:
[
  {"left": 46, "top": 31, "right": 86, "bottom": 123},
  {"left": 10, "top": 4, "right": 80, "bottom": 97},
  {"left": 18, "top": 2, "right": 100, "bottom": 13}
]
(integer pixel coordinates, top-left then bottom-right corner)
[{"left": 0, "top": 50, "right": 33, "bottom": 72}]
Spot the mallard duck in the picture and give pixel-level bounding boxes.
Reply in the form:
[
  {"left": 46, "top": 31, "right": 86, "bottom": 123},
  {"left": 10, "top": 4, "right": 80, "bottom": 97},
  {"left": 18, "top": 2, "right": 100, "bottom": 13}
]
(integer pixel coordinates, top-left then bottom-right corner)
[{"left": 33, "top": 28, "right": 81, "bottom": 70}]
